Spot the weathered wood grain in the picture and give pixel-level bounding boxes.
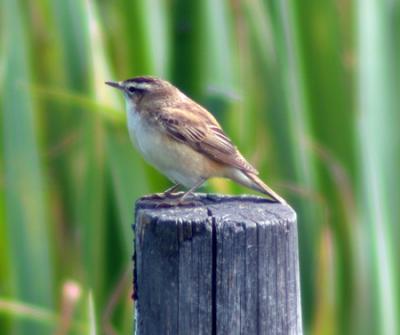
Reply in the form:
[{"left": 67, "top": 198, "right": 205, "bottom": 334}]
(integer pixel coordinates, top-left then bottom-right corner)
[{"left": 134, "top": 193, "right": 302, "bottom": 335}]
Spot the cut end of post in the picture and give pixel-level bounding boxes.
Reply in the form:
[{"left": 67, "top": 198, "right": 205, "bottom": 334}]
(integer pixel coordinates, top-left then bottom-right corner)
[{"left": 136, "top": 192, "right": 295, "bottom": 220}]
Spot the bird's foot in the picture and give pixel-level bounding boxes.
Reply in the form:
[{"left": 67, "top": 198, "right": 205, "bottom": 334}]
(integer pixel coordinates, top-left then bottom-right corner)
[
  {"left": 154, "top": 194, "right": 203, "bottom": 208},
  {"left": 141, "top": 193, "right": 166, "bottom": 200},
  {"left": 142, "top": 191, "right": 182, "bottom": 200},
  {"left": 142, "top": 184, "right": 181, "bottom": 200}
]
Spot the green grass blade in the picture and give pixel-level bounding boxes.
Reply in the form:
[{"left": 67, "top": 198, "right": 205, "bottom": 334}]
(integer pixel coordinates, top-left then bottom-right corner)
[
  {"left": 87, "top": 292, "right": 97, "bottom": 335},
  {"left": 282, "top": 0, "right": 357, "bottom": 332},
  {"left": 84, "top": 3, "right": 150, "bottom": 333},
  {"left": 78, "top": 0, "right": 108, "bottom": 321},
  {"left": 357, "top": 0, "right": 400, "bottom": 334},
  {"left": 109, "top": 0, "right": 171, "bottom": 77},
  {"left": 51, "top": 0, "right": 90, "bottom": 88},
  {"left": 0, "top": 298, "right": 86, "bottom": 333},
  {"left": 1, "top": 0, "right": 54, "bottom": 334},
  {"left": 0, "top": 176, "right": 11, "bottom": 334},
  {"left": 272, "top": 0, "right": 323, "bottom": 327},
  {"left": 105, "top": 127, "right": 149, "bottom": 252},
  {"left": 139, "top": 0, "right": 172, "bottom": 77},
  {"left": 51, "top": 0, "right": 106, "bottom": 325},
  {"left": 86, "top": 0, "right": 149, "bottom": 252},
  {"left": 28, "top": 84, "right": 123, "bottom": 123}
]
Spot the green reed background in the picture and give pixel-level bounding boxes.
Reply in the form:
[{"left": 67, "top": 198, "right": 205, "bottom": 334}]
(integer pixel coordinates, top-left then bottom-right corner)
[{"left": 1, "top": 0, "right": 399, "bottom": 334}]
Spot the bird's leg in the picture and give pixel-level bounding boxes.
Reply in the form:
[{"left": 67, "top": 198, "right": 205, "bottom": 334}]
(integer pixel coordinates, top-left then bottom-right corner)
[
  {"left": 142, "top": 184, "right": 180, "bottom": 200},
  {"left": 154, "top": 179, "right": 206, "bottom": 207},
  {"left": 161, "top": 184, "right": 181, "bottom": 197},
  {"left": 175, "top": 179, "right": 206, "bottom": 205}
]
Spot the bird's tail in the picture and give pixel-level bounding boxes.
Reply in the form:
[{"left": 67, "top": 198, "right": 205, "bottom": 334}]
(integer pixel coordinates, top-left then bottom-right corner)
[{"left": 227, "top": 169, "right": 287, "bottom": 204}]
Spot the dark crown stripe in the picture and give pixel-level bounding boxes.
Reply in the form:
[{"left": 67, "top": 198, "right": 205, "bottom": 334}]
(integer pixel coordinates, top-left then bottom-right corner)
[{"left": 126, "top": 76, "right": 158, "bottom": 84}]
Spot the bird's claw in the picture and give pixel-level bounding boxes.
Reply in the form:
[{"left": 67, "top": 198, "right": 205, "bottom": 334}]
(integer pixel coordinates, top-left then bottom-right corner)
[
  {"left": 142, "top": 192, "right": 182, "bottom": 200},
  {"left": 141, "top": 193, "right": 166, "bottom": 200}
]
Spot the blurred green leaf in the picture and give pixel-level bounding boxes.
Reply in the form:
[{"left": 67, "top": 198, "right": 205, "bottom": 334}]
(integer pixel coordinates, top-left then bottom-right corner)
[
  {"left": 105, "top": 127, "right": 149, "bottom": 252},
  {"left": 29, "top": 84, "right": 123, "bottom": 123},
  {"left": 0, "top": 298, "right": 86, "bottom": 333},
  {"left": 87, "top": 292, "right": 97, "bottom": 335},
  {"left": 357, "top": 0, "right": 400, "bottom": 334},
  {"left": 270, "top": 0, "right": 322, "bottom": 327},
  {"left": 1, "top": 0, "right": 54, "bottom": 334}
]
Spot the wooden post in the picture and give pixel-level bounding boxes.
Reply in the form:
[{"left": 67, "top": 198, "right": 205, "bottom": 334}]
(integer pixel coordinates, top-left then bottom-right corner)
[{"left": 133, "top": 194, "right": 302, "bottom": 335}]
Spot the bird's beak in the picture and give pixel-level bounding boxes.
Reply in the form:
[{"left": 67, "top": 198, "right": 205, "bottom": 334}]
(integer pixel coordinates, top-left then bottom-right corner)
[{"left": 105, "top": 81, "right": 123, "bottom": 90}]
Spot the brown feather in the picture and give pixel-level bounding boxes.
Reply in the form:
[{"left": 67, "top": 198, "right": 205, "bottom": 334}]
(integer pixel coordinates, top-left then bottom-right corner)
[{"left": 152, "top": 103, "right": 258, "bottom": 175}]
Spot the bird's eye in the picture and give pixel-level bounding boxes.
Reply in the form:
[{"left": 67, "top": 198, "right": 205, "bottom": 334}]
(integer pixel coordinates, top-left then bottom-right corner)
[{"left": 127, "top": 85, "right": 146, "bottom": 94}]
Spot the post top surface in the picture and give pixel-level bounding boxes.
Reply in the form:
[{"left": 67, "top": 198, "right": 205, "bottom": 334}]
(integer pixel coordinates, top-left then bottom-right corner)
[{"left": 136, "top": 193, "right": 296, "bottom": 225}]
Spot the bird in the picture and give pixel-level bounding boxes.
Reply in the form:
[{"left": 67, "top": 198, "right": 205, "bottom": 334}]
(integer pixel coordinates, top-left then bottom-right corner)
[{"left": 105, "top": 76, "right": 286, "bottom": 205}]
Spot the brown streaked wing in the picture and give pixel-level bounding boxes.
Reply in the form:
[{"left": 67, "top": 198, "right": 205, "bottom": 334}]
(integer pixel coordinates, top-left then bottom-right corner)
[{"left": 158, "top": 106, "right": 259, "bottom": 174}]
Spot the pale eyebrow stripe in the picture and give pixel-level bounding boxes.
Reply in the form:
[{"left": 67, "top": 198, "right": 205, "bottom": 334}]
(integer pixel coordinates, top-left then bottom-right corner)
[{"left": 129, "top": 82, "right": 153, "bottom": 90}]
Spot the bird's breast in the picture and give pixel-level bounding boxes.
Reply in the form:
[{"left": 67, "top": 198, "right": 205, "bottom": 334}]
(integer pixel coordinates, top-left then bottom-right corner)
[{"left": 126, "top": 109, "right": 161, "bottom": 160}]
